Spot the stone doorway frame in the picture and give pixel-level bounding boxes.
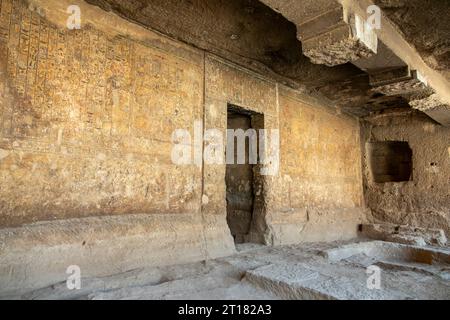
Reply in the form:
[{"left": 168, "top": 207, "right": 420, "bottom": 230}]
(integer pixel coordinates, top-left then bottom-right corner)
[{"left": 225, "top": 103, "right": 266, "bottom": 244}]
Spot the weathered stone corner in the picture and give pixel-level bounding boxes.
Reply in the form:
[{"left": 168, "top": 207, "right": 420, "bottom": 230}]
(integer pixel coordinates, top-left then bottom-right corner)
[
  {"left": 409, "top": 93, "right": 450, "bottom": 126},
  {"left": 369, "top": 67, "right": 428, "bottom": 96},
  {"left": 299, "top": 8, "right": 377, "bottom": 66}
]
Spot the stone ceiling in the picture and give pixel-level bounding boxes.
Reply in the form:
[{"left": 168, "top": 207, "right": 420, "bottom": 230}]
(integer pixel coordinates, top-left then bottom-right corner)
[
  {"left": 374, "top": 0, "right": 450, "bottom": 77},
  {"left": 85, "top": 0, "right": 450, "bottom": 121}
]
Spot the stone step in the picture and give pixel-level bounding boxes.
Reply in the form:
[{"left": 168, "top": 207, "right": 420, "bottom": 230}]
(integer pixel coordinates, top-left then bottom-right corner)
[{"left": 244, "top": 264, "right": 337, "bottom": 300}]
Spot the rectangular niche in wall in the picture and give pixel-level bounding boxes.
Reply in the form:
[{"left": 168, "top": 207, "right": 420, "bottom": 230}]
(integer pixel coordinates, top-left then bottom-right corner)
[{"left": 367, "top": 141, "right": 413, "bottom": 183}]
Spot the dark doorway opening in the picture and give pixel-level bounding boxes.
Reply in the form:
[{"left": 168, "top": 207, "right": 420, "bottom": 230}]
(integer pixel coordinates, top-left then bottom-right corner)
[{"left": 226, "top": 105, "right": 263, "bottom": 244}]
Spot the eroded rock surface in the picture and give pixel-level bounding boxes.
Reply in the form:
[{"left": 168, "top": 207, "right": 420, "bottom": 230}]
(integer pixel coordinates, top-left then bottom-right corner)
[{"left": 3, "top": 241, "right": 449, "bottom": 300}]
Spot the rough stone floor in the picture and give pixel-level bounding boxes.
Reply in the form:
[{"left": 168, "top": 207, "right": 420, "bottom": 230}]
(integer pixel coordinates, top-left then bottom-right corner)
[{"left": 4, "top": 240, "right": 450, "bottom": 300}]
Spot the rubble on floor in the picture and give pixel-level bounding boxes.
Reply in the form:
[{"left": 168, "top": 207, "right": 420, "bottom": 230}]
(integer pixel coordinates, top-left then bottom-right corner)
[{"left": 360, "top": 224, "right": 448, "bottom": 247}]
